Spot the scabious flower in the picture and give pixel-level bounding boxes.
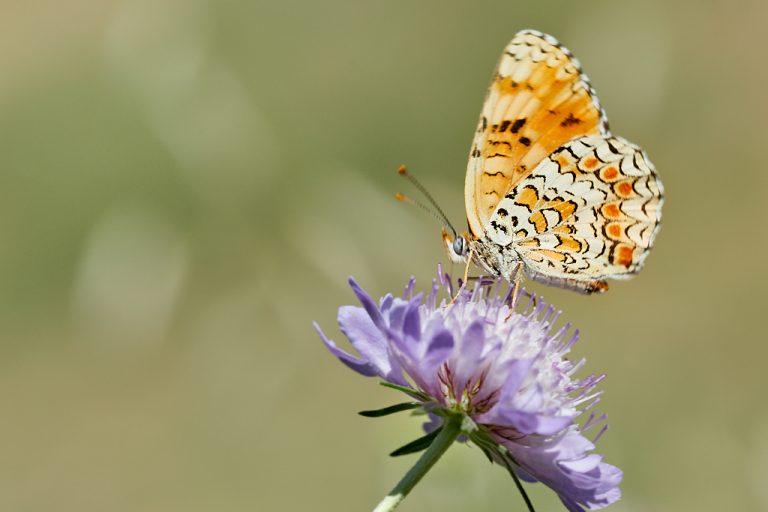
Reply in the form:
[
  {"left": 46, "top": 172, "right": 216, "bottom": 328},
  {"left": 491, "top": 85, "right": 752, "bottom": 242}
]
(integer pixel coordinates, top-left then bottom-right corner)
[{"left": 315, "top": 269, "right": 622, "bottom": 512}]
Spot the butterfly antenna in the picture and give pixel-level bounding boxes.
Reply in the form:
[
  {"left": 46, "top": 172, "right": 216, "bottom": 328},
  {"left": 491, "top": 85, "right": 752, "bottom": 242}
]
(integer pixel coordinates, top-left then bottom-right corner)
[
  {"left": 395, "top": 192, "right": 454, "bottom": 234},
  {"left": 397, "top": 164, "right": 457, "bottom": 236}
]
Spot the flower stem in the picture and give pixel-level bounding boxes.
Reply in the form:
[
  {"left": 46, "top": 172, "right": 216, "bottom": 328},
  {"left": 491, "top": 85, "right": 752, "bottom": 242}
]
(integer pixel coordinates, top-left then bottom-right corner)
[{"left": 372, "top": 414, "right": 463, "bottom": 512}]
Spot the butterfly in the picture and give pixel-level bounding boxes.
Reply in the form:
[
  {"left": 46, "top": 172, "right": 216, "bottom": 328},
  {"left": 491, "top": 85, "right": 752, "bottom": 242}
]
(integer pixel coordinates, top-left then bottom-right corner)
[{"left": 442, "top": 29, "right": 664, "bottom": 294}]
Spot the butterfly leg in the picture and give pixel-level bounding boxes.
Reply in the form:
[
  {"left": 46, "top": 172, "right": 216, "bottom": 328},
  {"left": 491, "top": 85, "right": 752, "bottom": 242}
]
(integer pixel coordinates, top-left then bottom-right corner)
[
  {"left": 462, "top": 245, "right": 475, "bottom": 287},
  {"left": 505, "top": 262, "right": 524, "bottom": 320}
]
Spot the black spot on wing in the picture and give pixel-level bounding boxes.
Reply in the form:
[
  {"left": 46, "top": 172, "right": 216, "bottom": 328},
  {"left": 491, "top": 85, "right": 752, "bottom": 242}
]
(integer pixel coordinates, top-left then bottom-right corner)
[
  {"left": 488, "top": 140, "right": 513, "bottom": 150},
  {"left": 490, "top": 220, "right": 508, "bottom": 235},
  {"left": 560, "top": 113, "right": 582, "bottom": 127}
]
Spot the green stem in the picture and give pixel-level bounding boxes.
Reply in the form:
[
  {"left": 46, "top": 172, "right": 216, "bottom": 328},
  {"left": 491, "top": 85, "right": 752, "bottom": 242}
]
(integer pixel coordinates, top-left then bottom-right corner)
[{"left": 372, "top": 414, "right": 463, "bottom": 512}]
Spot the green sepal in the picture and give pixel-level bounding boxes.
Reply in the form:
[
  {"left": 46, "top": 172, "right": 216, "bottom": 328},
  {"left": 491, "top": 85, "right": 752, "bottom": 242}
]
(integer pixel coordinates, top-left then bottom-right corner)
[
  {"left": 469, "top": 431, "right": 501, "bottom": 461},
  {"left": 461, "top": 415, "right": 478, "bottom": 433},
  {"left": 475, "top": 440, "right": 496, "bottom": 464},
  {"left": 389, "top": 427, "right": 442, "bottom": 457},
  {"left": 469, "top": 431, "right": 522, "bottom": 469},
  {"left": 358, "top": 402, "right": 422, "bottom": 418}
]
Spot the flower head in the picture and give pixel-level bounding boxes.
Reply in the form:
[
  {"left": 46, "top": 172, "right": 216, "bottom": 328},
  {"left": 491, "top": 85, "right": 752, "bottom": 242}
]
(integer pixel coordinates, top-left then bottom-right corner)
[{"left": 315, "top": 269, "right": 622, "bottom": 511}]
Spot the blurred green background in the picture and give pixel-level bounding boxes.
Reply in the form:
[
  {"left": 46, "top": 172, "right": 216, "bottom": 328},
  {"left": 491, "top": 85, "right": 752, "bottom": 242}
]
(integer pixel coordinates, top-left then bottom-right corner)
[{"left": 1, "top": 0, "right": 766, "bottom": 510}]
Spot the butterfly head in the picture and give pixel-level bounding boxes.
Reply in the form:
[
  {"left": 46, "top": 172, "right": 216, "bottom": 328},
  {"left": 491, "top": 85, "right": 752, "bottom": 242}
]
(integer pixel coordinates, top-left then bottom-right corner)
[{"left": 442, "top": 228, "right": 470, "bottom": 263}]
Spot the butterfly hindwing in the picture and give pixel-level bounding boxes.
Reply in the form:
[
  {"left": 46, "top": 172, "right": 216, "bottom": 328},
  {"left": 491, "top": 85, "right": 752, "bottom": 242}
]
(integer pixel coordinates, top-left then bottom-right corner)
[
  {"left": 464, "top": 30, "right": 608, "bottom": 240},
  {"left": 485, "top": 136, "right": 663, "bottom": 289}
]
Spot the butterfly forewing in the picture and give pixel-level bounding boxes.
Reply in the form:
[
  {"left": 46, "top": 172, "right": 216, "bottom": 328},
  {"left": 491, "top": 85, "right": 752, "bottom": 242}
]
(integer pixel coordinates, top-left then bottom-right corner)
[{"left": 465, "top": 30, "right": 609, "bottom": 239}]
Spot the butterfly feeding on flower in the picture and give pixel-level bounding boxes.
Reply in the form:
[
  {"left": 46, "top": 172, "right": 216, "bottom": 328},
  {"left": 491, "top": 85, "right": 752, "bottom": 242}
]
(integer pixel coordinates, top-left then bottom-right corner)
[{"left": 434, "top": 30, "right": 664, "bottom": 294}]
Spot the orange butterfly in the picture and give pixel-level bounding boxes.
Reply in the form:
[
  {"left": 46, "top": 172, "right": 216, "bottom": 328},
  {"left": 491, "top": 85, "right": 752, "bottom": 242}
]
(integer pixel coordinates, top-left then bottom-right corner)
[{"left": 439, "top": 30, "right": 664, "bottom": 294}]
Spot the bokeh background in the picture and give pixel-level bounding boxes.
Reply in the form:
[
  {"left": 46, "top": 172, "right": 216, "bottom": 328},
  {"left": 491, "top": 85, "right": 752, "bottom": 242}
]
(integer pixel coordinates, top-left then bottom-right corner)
[{"left": 2, "top": 1, "right": 766, "bottom": 510}]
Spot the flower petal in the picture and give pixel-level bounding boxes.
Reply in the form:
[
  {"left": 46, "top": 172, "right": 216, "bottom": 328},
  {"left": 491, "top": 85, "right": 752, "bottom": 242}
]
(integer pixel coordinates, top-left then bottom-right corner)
[
  {"left": 424, "top": 329, "right": 454, "bottom": 368},
  {"left": 558, "top": 454, "right": 602, "bottom": 473},
  {"left": 380, "top": 293, "right": 394, "bottom": 313},
  {"left": 387, "top": 295, "right": 425, "bottom": 362},
  {"left": 475, "top": 358, "right": 534, "bottom": 424},
  {"left": 496, "top": 410, "right": 573, "bottom": 435},
  {"left": 338, "top": 306, "right": 406, "bottom": 385},
  {"left": 452, "top": 319, "right": 486, "bottom": 394},
  {"left": 402, "top": 298, "right": 422, "bottom": 342},
  {"left": 406, "top": 328, "right": 454, "bottom": 396},
  {"left": 349, "top": 277, "right": 386, "bottom": 330},
  {"left": 498, "top": 358, "right": 535, "bottom": 401},
  {"left": 313, "top": 322, "right": 377, "bottom": 377}
]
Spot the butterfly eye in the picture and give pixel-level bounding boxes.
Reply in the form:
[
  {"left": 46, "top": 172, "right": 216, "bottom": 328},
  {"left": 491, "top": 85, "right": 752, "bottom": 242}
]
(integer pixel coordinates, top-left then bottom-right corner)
[{"left": 453, "top": 236, "right": 468, "bottom": 257}]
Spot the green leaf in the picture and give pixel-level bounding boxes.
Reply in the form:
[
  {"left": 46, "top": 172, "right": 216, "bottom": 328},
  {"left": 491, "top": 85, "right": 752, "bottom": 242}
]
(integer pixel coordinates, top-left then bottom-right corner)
[
  {"left": 469, "top": 431, "right": 536, "bottom": 512},
  {"left": 389, "top": 427, "right": 442, "bottom": 457},
  {"left": 379, "top": 382, "right": 430, "bottom": 401},
  {"left": 358, "top": 402, "right": 422, "bottom": 417}
]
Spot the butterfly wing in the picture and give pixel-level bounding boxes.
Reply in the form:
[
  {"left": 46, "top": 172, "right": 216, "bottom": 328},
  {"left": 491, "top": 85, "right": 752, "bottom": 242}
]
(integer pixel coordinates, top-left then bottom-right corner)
[
  {"left": 465, "top": 30, "right": 609, "bottom": 240},
  {"left": 484, "top": 135, "right": 663, "bottom": 293}
]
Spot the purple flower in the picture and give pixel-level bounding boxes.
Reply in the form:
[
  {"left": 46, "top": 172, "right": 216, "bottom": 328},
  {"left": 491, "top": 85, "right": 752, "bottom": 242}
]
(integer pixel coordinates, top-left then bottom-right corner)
[{"left": 315, "top": 270, "right": 622, "bottom": 512}]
